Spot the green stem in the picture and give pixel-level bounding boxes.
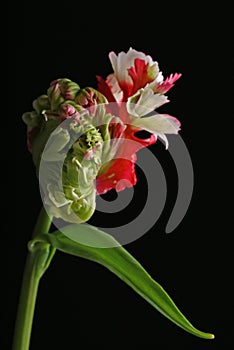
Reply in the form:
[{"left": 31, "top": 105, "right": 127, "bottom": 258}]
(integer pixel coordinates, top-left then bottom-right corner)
[
  {"left": 32, "top": 206, "right": 53, "bottom": 239},
  {"left": 12, "top": 207, "right": 54, "bottom": 350}
]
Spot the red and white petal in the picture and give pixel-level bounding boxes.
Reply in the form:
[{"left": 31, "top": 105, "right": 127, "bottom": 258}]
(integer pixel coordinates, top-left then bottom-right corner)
[
  {"left": 96, "top": 124, "right": 156, "bottom": 195},
  {"left": 107, "top": 48, "right": 166, "bottom": 100},
  {"left": 128, "top": 58, "right": 158, "bottom": 95},
  {"left": 109, "top": 50, "right": 131, "bottom": 84},
  {"left": 106, "top": 74, "right": 123, "bottom": 102},
  {"left": 109, "top": 48, "right": 157, "bottom": 84}
]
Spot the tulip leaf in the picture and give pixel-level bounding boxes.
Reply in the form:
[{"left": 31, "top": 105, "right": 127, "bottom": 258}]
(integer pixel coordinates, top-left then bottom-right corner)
[{"left": 36, "top": 224, "right": 214, "bottom": 340}]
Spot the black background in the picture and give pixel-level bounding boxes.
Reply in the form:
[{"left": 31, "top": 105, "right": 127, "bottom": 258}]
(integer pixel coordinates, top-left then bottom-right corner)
[{"left": 6, "top": 1, "right": 232, "bottom": 349}]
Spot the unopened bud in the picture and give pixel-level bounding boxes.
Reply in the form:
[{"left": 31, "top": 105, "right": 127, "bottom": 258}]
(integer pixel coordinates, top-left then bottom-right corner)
[{"left": 48, "top": 78, "right": 80, "bottom": 111}]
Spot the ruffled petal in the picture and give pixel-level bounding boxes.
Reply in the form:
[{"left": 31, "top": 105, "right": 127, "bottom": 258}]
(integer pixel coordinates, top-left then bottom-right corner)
[
  {"left": 96, "top": 125, "right": 156, "bottom": 194},
  {"left": 156, "top": 73, "right": 182, "bottom": 94},
  {"left": 107, "top": 49, "right": 161, "bottom": 100},
  {"left": 110, "top": 48, "right": 150, "bottom": 83},
  {"left": 106, "top": 74, "right": 123, "bottom": 102},
  {"left": 131, "top": 113, "right": 181, "bottom": 149},
  {"left": 109, "top": 51, "right": 118, "bottom": 73},
  {"left": 127, "top": 87, "right": 169, "bottom": 117},
  {"left": 128, "top": 58, "right": 157, "bottom": 95},
  {"left": 96, "top": 158, "right": 137, "bottom": 195}
]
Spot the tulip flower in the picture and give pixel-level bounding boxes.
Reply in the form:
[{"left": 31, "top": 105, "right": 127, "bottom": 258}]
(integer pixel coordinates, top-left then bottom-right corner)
[
  {"left": 96, "top": 48, "right": 181, "bottom": 192},
  {"left": 12, "top": 49, "right": 214, "bottom": 350}
]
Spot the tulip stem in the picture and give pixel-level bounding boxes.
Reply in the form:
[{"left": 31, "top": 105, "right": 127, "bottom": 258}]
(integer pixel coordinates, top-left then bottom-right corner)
[{"left": 12, "top": 207, "right": 55, "bottom": 350}]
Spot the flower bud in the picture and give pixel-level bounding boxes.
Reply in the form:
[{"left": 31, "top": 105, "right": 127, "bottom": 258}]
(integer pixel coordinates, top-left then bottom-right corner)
[
  {"left": 32, "top": 95, "right": 50, "bottom": 114},
  {"left": 60, "top": 124, "right": 104, "bottom": 222},
  {"left": 47, "top": 78, "right": 80, "bottom": 111},
  {"left": 23, "top": 79, "right": 111, "bottom": 223},
  {"left": 59, "top": 102, "right": 81, "bottom": 120},
  {"left": 75, "top": 87, "right": 107, "bottom": 107},
  {"left": 75, "top": 87, "right": 108, "bottom": 116}
]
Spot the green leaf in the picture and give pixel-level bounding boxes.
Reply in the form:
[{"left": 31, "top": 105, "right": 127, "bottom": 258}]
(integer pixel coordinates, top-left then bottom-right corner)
[{"left": 36, "top": 224, "right": 214, "bottom": 340}]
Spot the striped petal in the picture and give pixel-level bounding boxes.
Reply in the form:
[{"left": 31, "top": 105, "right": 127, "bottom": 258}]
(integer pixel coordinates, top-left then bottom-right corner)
[
  {"left": 106, "top": 74, "right": 123, "bottom": 102},
  {"left": 108, "top": 48, "right": 162, "bottom": 100}
]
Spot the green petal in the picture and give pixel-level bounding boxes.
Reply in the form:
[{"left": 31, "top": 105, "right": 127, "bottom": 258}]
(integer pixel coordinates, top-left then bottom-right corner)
[{"left": 32, "top": 95, "right": 50, "bottom": 114}]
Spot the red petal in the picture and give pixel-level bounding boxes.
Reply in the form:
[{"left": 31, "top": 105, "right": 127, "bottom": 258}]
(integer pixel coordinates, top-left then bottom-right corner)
[
  {"left": 118, "top": 59, "right": 155, "bottom": 101},
  {"left": 96, "top": 158, "right": 137, "bottom": 195},
  {"left": 118, "top": 81, "right": 134, "bottom": 101},
  {"left": 96, "top": 75, "right": 116, "bottom": 102},
  {"left": 128, "top": 58, "right": 155, "bottom": 95},
  {"left": 95, "top": 79, "right": 158, "bottom": 194},
  {"left": 96, "top": 126, "right": 156, "bottom": 195},
  {"left": 156, "top": 73, "right": 182, "bottom": 94},
  {"left": 122, "top": 125, "right": 157, "bottom": 156}
]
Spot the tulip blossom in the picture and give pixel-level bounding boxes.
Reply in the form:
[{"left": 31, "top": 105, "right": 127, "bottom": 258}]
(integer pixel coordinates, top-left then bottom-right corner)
[
  {"left": 96, "top": 48, "right": 181, "bottom": 193},
  {"left": 22, "top": 49, "right": 181, "bottom": 223}
]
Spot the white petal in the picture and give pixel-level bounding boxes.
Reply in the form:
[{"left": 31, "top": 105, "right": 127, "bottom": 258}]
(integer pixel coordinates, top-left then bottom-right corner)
[
  {"left": 126, "top": 47, "right": 155, "bottom": 66},
  {"left": 132, "top": 113, "right": 181, "bottom": 133},
  {"left": 127, "top": 87, "right": 168, "bottom": 117},
  {"left": 148, "top": 72, "right": 164, "bottom": 92},
  {"left": 155, "top": 71, "right": 164, "bottom": 83},
  {"left": 137, "top": 89, "right": 168, "bottom": 113},
  {"left": 156, "top": 133, "right": 169, "bottom": 149},
  {"left": 117, "top": 51, "right": 131, "bottom": 82},
  {"left": 131, "top": 113, "right": 181, "bottom": 149},
  {"left": 109, "top": 51, "right": 117, "bottom": 73}
]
